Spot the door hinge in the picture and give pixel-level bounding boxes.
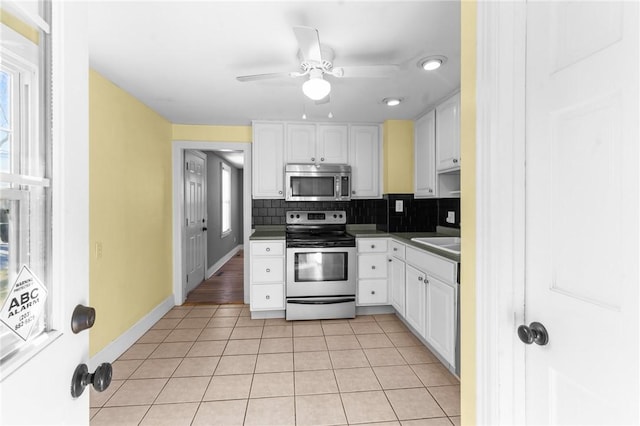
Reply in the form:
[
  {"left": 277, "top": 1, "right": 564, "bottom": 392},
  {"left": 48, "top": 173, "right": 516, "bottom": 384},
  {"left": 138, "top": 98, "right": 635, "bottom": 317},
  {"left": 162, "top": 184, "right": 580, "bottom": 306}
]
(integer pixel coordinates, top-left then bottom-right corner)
[{"left": 186, "top": 275, "right": 188, "bottom": 283}]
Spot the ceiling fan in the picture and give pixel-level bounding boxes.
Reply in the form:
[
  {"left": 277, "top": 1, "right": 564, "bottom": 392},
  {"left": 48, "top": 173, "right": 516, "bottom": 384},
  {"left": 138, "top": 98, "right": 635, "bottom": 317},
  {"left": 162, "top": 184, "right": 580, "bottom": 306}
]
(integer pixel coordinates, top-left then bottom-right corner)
[{"left": 236, "top": 26, "right": 399, "bottom": 102}]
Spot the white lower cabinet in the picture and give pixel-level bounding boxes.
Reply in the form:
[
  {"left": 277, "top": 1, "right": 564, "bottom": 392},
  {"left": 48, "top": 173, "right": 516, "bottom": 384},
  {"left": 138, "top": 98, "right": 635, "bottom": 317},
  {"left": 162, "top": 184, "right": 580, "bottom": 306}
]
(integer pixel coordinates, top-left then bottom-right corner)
[
  {"left": 405, "top": 264, "right": 426, "bottom": 337},
  {"left": 250, "top": 240, "right": 285, "bottom": 311},
  {"left": 397, "top": 242, "right": 459, "bottom": 372},
  {"left": 424, "top": 274, "right": 457, "bottom": 366},
  {"left": 356, "top": 238, "right": 389, "bottom": 306}
]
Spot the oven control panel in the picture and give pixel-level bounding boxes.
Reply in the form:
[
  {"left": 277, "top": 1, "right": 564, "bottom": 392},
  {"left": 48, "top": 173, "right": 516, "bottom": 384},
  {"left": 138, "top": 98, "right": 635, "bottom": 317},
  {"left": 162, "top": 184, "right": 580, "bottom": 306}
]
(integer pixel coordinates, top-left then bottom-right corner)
[{"left": 286, "top": 210, "right": 346, "bottom": 225}]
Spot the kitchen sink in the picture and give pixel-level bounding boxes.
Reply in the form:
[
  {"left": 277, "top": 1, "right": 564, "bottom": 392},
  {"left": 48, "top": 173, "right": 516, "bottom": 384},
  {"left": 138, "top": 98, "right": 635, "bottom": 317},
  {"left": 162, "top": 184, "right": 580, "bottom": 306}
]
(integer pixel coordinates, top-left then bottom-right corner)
[{"left": 411, "top": 237, "right": 461, "bottom": 254}]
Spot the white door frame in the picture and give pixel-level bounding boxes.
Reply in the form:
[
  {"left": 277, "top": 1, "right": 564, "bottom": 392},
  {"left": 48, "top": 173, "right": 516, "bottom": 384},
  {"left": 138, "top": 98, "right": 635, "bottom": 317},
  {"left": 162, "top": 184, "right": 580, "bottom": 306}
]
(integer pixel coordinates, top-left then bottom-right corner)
[
  {"left": 172, "top": 141, "right": 252, "bottom": 305},
  {"left": 475, "top": 1, "right": 527, "bottom": 424}
]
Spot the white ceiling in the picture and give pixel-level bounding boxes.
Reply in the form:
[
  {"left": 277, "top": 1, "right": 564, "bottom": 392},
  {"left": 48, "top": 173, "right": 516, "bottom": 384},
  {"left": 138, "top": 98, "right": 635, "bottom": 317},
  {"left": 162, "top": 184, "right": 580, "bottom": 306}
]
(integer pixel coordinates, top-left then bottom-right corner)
[{"left": 88, "top": 1, "right": 460, "bottom": 126}]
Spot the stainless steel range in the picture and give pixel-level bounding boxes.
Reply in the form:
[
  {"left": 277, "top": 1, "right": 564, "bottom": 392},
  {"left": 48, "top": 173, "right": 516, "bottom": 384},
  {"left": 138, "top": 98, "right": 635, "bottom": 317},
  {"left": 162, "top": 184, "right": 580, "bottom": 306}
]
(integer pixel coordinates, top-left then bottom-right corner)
[{"left": 285, "top": 210, "right": 356, "bottom": 320}]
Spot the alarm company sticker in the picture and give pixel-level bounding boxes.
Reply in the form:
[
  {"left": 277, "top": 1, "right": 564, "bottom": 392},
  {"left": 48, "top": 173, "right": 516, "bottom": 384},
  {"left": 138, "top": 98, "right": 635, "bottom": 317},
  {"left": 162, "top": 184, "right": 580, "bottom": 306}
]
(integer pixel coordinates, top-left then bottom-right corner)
[{"left": 0, "top": 265, "right": 48, "bottom": 341}]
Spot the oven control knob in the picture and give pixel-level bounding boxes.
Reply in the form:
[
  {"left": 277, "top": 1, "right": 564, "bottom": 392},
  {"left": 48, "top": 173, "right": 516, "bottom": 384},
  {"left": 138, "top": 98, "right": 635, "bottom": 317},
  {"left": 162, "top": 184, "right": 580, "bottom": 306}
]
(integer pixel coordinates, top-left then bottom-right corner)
[
  {"left": 339, "top": 214, "right": 343, "bottom": 218},
  {"left": 333, "top": 214, "right": 337, "bottom": 218},
  {"left": 290, "top": 214, "right": 294, "bottom": 219},
  {"left": 296, "top": 214, "right": 300, "bottom": 218}
]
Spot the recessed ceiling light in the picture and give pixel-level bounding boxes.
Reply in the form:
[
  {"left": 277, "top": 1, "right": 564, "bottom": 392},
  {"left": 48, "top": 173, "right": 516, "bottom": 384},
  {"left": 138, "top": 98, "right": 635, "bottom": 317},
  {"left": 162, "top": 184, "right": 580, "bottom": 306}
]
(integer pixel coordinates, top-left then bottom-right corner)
[
  {"left": 383, "top": 97, "right": 402, "bottom": 106},
  {"left": 418, "top": 56, "right": 447, "bottom": 71}
]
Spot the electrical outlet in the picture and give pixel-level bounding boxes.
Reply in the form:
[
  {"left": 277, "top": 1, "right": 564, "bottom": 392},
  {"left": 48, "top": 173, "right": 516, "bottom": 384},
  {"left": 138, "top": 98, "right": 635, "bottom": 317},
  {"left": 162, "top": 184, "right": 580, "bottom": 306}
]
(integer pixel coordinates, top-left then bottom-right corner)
[
  {"left": 95, "top": 242, "right": 103, "bottom": 260},
  {"left": 395, "top": 200, "right": 403, "bottom": 213},
  {"left": 446, "top": 211, "right": 456, "bottom": 224}
]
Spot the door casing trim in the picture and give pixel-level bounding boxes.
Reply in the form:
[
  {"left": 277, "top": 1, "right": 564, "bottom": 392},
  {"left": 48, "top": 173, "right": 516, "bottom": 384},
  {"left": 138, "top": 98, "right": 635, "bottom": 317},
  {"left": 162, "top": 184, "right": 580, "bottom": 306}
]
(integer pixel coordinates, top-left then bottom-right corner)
[
  {"left": 172, "top": 141, "right": 252, "bottom": 305},
  {"left": 475, "top": 1, "right": 527, "bottom": 424}
]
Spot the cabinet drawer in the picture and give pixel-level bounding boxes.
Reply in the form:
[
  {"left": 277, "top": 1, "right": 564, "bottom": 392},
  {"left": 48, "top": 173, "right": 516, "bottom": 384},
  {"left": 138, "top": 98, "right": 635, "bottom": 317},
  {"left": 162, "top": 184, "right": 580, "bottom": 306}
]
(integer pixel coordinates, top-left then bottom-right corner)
[
  {"left": 390, "top": 240, "right": 406, "bottom": 259},
  {"left": 251, "top": 257, "right": 284, "bottom": 283},
  {"left": 358, "top": 238, "right": 388, "bottom": 253},
  {"left": 252, "top": 284, "right": 284, "bottom": 310},
  {"left": 405, "top": 246, "right": 456, "bottom": 283},
  {"left": 358, "top": 279, "right": 388, "bottom": 305},
  {"left": 358, "top": 254, "right": 388, "bottom": 279},
  {"left": 251, "top": 241, "right": 284, "bottom": 256}
]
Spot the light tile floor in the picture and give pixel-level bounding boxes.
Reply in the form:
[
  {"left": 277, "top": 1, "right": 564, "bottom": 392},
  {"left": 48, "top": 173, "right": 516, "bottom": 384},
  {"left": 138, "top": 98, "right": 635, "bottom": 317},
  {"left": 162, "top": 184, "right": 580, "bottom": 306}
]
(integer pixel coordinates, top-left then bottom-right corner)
[{"left": 90, "top": 304, "right": 460, "bottom": 426}]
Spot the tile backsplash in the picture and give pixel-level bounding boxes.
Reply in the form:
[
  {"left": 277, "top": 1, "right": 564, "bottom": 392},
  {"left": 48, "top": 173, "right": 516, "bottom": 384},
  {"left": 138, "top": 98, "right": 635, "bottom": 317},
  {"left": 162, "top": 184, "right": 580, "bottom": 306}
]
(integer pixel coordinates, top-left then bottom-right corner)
[{"left": 252, "top": 195, "right": 460, "bottom": 232}]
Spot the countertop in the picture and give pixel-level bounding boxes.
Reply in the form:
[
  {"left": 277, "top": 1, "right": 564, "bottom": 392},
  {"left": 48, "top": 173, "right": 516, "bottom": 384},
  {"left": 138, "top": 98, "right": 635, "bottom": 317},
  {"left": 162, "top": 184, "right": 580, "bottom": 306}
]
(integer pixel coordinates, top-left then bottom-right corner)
[{"left": 250, "top": 225, "right": 460, "bottom": 262}]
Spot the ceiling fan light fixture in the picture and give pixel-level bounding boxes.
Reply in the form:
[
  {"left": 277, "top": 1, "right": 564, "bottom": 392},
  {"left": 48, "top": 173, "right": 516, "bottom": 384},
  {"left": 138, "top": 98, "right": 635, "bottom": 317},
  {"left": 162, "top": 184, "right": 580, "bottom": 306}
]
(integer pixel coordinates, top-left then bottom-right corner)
[
  {"left": 303, "top": 69, "right": 331, "bottom": 100},
  {"left": 383, "top": 97, "right": 402, "bottom": 106},
  {"left": 419, "top": 56, "right": 447, "bottom": 71}
]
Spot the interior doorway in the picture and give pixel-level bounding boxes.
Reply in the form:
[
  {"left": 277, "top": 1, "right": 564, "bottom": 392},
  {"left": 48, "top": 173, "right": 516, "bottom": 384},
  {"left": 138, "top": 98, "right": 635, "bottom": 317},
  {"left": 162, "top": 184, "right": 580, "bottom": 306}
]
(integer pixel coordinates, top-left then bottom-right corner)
[{"left": 172, "top": 141, "right": 252, "bottom": 306}]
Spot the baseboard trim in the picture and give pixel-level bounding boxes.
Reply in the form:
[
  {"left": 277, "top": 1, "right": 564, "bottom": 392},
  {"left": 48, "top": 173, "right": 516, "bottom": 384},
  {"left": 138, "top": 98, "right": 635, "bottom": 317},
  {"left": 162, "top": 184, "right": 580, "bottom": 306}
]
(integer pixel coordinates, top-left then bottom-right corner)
[
  {"left": 205, "top": 244, "right": 243, "bottom": 280},
  {"left": 89, "top": 295, "right": 174, "bottom": 369}
]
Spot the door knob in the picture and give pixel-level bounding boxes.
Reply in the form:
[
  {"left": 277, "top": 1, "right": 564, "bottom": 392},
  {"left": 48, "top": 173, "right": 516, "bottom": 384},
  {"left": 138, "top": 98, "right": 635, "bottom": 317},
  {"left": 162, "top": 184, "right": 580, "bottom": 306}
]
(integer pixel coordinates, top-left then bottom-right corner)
[
  {"left": 202, "top": 227, "right": 208, "bottom": 231},
  {"left": 71, "top": 363, "right": 112, "bottom": 398},
  {"left": 517, "top": 322, "right": 549, "bottom": 346},
  {"left": 71, "top": 304, "right": 96, "bottom": 334}
]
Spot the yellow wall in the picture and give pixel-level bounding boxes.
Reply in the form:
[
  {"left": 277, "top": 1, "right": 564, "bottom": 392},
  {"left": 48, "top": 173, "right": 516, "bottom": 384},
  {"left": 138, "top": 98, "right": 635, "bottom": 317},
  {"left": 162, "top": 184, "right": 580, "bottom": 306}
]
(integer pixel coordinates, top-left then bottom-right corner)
[
  {"left": 383, "top": 120, "right": 414, "bottom": 193},
  {"left": 172, "top": 124, "right": 252, "bottom": 142},
  {"left": 0, "top": 8, "right": 39, "bottom": 44},
  {"left": 89, "top": 70, "right": 173, "bottom": 356},
  {"left": 460, "top": 1, "right": 477, "bottom": 424}
]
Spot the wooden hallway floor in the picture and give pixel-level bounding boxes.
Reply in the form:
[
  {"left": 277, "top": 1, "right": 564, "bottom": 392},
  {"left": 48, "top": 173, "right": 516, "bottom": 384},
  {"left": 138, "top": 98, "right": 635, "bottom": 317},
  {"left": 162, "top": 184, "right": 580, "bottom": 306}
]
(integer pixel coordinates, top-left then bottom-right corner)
[{"left": 185, "top": 250, "right": 244, "bottom": 305}]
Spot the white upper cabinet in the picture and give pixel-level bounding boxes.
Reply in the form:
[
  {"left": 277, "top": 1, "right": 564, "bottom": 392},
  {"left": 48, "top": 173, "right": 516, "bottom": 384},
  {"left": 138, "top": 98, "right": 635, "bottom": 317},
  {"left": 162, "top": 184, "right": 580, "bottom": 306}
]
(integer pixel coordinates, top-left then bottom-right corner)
[
  {"left": 285, "top": 123, "right": 317, "bottom": 164},
  {"left": 414, "top": 110, "right": 437, "bottom": 198},
  {"left": 435, "top": 92, "right": 461, "bottom": 171},
  {"left": 349, "top": 125, "right": 381, "bottom": 198},
  {"left": 317, "top": 124, "right": 349, "bottom": 164},
  {"left": 252, "top": 121, "right": 285, "bottom": 198},
  {"left": 285, "top": 123, "right": 348, "bottom": 164}
]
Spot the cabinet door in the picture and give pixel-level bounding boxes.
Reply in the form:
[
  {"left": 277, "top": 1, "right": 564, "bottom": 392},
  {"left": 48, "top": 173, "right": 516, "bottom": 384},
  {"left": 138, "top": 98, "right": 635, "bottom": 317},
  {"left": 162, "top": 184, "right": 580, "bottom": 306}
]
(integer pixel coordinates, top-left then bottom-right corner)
[
  {"left": 286, "top": 123, "right": 316, "bottom": 163},
  {"left": 414, "top": 110, "right": 437, "bottom": 197},
  {"left": 405, "top": 264, "right": 425, "bottom": 337},
  {"left": 436, "top": 92, "right": 461, "bottom": 171},
  {"left": 349, "top": 125, "right": 381, "bottom": 198},
  {"left": 424, "top": 275, "right": 456, "bottom": 366},
  {"left": 317, "top": 124, "right": 348, "bottom": 164},
  {"left": 252, "top": 122, "right": 285, "bottom": 198},
  {"left": 389, "top": 257, "right": 406, "bottom": 316}
]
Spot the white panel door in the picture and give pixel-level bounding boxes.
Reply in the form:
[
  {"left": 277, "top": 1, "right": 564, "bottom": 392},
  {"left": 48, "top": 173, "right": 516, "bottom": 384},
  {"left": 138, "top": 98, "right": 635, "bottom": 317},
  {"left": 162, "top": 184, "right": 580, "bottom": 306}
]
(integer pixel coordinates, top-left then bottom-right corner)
[
  {"left": 424, "top": 275, "right": 456, "bottom": 366},
  {"left": 389, "top": 257, "right": 406, "bottom": 316},
  {"left": 0, "top": 2, "right": 92, "bottom": 424},
  {"left": 184, "top": 151, "right": 206, "bottom": 291},
  {"left": 525, "top": 2, "right": 638, "bottom": 424}
]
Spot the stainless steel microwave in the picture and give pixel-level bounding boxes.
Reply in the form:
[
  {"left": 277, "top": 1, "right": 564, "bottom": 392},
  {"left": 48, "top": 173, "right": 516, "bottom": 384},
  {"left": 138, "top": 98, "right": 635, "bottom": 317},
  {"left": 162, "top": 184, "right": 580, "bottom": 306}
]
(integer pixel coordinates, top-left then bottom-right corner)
[{"left": 285, "top": 164, "right": 351, "bottom": 202}]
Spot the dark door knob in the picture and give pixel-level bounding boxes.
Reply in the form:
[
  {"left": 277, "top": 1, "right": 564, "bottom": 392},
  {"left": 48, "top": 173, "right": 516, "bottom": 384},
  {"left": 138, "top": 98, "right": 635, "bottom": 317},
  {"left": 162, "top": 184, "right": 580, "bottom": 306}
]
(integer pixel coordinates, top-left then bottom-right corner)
[
  {"left": 71, "top": 304, "right": 96, "bottom": 334},
  {"left": 517, "top": 322, "right": 549, "bottom": 346},
  {"left": 71, "top": 363, "right": 112, "bottom": 398},
  {"left": 202, "top": 227, "right": 208, "bottom": 231}
]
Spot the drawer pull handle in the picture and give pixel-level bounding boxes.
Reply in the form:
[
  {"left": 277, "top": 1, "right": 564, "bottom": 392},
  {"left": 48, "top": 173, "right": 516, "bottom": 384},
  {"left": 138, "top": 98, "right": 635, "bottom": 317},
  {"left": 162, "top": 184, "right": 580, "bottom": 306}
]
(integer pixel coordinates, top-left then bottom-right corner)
[
  {"left": 388, "top": 258, "right": 392, "bottom": 262},
  {"left": 393, "top": 248, "right": 397, "bottom": 251},
  {"left": 418, "top": 276, "right": 423, "bottom": 281},
  {"left": 371, "top": 244, "right": 375, "bottom": 249},
  {"left": 371, "top": 265, "right": 376, "bottom": 270},
  {"left": 371, "top": 290, "right": 376, "bottom": 295},
  {"left": 266, "top": 295, "right": 270, "bottom": 300},
  {"left": 266, "top": 247, "right": 271, "bottom": 252},
  {"left": 266, "top": 268, "right": 270, "bottom": 273}
]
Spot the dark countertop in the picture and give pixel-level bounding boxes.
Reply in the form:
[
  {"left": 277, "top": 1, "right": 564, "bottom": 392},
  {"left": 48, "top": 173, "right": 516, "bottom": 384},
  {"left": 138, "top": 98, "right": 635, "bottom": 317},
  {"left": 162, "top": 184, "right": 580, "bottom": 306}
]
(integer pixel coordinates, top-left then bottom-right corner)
[{"left": 250, "top": 225, "right": 460, "bottom": 262}]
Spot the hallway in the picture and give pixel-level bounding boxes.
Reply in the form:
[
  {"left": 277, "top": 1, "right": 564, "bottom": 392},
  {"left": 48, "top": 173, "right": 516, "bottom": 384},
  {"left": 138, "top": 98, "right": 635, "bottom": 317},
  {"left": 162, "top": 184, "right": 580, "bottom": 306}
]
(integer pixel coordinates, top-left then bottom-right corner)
[
  {"left": 90, "top": 304, "right": 460, "bottom": 425},
  {"left": 185, "top": 250, "right": 244, "bottom": 305}
]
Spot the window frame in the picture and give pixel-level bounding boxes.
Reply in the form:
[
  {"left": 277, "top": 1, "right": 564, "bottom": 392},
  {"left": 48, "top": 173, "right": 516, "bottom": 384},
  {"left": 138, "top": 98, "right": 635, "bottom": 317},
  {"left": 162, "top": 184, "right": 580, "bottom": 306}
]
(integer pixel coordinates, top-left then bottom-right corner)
[{"left": 220, "top": 162, "right": 231, "bottom": 237}]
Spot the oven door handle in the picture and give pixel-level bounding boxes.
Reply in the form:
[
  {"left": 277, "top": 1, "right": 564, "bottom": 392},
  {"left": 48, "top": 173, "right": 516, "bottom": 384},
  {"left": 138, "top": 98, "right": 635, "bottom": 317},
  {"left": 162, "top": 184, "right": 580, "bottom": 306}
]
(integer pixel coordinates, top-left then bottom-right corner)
[{"left": 287, "top": 298, "right": 355, "bottom": 305}]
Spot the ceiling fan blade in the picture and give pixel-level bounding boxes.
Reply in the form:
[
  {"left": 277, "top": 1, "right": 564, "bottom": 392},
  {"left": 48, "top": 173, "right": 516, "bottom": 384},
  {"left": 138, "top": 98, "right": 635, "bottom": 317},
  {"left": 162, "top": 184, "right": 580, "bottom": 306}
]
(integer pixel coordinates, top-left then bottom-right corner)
[
  {"left": 334, "top": 64, "right": 399, "bottom": 78},
  {"left": 293, "top": 26, "right": 322, "bottom": 63},
  {"left": 236, "top": 72, "right": 295, "bottom": 82}
]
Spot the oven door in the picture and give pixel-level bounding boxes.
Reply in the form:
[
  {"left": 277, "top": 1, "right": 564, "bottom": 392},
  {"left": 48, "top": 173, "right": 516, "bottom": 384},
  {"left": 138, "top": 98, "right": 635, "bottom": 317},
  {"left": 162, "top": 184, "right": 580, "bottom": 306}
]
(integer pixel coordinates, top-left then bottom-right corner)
[{"left": 286, "top": 246, "right": 356, "bottom": 297}]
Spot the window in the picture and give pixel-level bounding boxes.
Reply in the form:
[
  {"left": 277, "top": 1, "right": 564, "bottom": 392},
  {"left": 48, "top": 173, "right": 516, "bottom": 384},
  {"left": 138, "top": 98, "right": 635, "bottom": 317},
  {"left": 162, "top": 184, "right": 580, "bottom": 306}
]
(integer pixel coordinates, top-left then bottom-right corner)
[
  {"left": 221, "top": 163, "right": 231, "bottom": 236},
  {"left": 0, "top": 12, "right": 51, "bottom": 366}
]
